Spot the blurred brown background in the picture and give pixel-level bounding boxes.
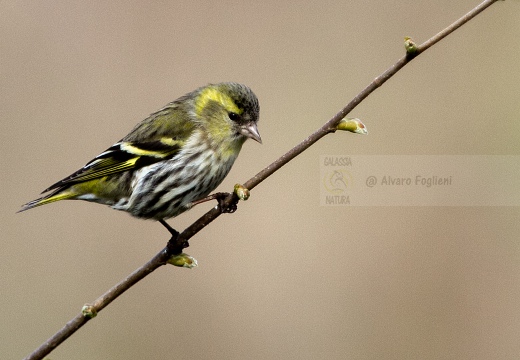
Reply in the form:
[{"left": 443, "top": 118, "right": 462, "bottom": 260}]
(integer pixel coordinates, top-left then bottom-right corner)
[{"left": 2, "top": 1, "right": 520, "bottom": 359}]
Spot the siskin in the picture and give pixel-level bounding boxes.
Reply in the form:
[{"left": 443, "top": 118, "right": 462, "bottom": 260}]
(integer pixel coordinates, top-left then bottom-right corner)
[{"left": 19, "top": 82, "right": 261, "bottom": 234}]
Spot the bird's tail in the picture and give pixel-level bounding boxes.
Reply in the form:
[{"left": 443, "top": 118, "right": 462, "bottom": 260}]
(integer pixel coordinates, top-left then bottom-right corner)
[{"left": 18, "top": 189, "right": 76, "bottom": 213}]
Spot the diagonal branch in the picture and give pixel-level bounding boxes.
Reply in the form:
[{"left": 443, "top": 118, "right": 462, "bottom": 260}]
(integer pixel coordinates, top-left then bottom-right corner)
[{"left": 24, "top": 0, "right": 503, "bottom": 359}]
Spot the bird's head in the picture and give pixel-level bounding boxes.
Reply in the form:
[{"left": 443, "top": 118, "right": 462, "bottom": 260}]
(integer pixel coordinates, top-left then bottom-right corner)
[{"left": 193, "top": 82, "right": 261, "bottom": 146}]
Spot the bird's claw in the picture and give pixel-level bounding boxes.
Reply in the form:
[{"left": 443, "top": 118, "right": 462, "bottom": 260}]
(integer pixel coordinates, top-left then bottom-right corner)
[
  {"left": 213, "top": 192, "right": 238, "bottom": 213},
  {"left": 160, "top": 219, "right": 189, "bottom": 253},
  {"left": 166, "top": 233, "right": 189, "bottom": 254}
]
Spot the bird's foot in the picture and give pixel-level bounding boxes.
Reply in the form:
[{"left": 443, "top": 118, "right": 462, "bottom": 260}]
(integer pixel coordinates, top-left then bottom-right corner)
[
  {"left": 160, "top": 219, "right": 189, "bottom": 253},
  {"left": 213, "top": 192, "right": 238, "bottom": 213}
]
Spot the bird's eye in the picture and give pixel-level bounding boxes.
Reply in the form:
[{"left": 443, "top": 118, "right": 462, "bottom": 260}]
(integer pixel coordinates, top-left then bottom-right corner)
[{"left": 228, "top": 112, "right": 239, "bottom": 122}]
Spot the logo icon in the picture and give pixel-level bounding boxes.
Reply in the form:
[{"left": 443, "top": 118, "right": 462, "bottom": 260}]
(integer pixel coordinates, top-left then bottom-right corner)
[{"left": 322, "top": 169, "right": 352, "bottom": 194}]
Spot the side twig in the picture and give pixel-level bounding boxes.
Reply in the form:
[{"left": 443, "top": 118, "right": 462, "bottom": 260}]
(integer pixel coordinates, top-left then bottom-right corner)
[{"left": 24, "top": 1, "right": 502, "bottom": 359}]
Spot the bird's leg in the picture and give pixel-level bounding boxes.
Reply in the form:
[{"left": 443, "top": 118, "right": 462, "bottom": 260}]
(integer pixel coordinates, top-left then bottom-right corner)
[
  {"left": 190, "top": 192, "right": 238, "bottom": 214},
  {"left": 159, "top": 219, "right": 179, "bottom": 237},
  {"left": 160, "top": 219, "right": 189, "bottom": 252}
]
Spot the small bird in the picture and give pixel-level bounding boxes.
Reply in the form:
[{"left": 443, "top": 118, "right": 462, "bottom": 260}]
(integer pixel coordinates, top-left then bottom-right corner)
[{"left": 19, "top": 82, "right": 261, "bottom": 234}]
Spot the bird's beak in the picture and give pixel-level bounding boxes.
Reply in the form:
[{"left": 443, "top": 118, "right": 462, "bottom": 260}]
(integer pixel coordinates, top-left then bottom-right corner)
[{"left": 240, "top": 122, "right": 262, "bottom": 144}]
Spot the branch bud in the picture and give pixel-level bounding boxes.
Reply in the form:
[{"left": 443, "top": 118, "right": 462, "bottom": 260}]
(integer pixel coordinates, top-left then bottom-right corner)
[
  {"left": 234, "top": 184, "right": 250, "bottom": 201},
  {"left": 81, "top": 304, "right": 97, "bottom": 318},
  {"left": 167, "top": 253, "right": 198, "bottom": 268},
  {"left": 404, "top": 36, "right": 418, "bottom": 55},
  {"left": 336, "top": 118, "right": 368, "bottom": 135}
]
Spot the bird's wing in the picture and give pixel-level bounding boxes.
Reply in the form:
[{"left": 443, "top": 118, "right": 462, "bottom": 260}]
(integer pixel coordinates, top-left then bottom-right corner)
[{"left": 42, "top": 137, "right": 184, "bottom": 192}]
